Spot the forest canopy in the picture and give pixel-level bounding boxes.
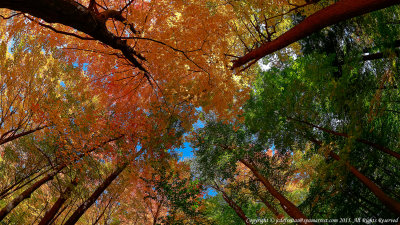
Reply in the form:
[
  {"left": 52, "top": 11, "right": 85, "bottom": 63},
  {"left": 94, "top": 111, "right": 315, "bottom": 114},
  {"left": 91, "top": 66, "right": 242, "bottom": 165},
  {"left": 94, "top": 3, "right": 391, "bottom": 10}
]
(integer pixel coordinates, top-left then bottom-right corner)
[{"left": 0, "top": 0, "right": 399, "bottom": 224}]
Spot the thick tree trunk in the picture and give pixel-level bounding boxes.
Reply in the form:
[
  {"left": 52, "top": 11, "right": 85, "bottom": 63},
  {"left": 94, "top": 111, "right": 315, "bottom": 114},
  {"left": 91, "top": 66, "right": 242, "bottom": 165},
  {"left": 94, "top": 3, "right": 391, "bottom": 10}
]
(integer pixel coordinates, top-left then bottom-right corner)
[
  {"left": 0, "top": 166, "right": 62, "bottom": 221},
  {"left": 232, "top": 0, "right": 400, "bottom": 69},
  {"left": 63, "top": 163, "right": 128, "bottom": 225},
  {"left": 309, "top": 138, "right": 400, "bottom": 215},
  {"left": 38, "top": 178, "right": 79, "bottom": 225},
  {"left": 239, "top": 160, "right": 312, "bottom": 225},
  {"left": 214, "top": 183, "right": 252, "bottom": 225},
  {"left": 0, "top": 0, "right": 147, "bottom": 74},
  {"left": 289, "top": 117, "right": 400, "bottom": 160}
]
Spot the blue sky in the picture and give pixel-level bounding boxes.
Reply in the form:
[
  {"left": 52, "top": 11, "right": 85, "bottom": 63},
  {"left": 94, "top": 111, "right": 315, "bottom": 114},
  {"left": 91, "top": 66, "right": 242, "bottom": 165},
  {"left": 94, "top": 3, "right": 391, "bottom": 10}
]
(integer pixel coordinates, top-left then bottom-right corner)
[
  {"left": 176, "top": 119, "right": 204, "bottom": 161},
  {"left": 174, "top": 119, "right": 219, "bottom": 197}
]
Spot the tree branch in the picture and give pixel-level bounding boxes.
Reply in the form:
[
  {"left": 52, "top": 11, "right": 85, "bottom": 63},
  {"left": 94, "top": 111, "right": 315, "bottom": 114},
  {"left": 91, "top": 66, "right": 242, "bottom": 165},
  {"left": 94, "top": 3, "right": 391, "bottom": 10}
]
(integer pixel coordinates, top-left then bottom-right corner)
[{"left": 232, "top": 0, "right": 400, "bottom": 69}]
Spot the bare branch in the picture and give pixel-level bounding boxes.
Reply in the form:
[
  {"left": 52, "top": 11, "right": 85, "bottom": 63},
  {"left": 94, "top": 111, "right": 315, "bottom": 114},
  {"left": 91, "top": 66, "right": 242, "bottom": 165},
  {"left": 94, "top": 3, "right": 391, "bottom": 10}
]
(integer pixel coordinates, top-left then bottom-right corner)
[{"left": 120, "top": 0, "right": 135, "bottom": 12}]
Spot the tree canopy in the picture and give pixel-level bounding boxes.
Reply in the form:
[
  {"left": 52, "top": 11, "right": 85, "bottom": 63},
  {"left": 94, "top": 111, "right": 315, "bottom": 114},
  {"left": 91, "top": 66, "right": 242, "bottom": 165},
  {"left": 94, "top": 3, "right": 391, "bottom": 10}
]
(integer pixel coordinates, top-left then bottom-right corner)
[{"left": 0, "top": 0, "right": 399, "bottom": 224}]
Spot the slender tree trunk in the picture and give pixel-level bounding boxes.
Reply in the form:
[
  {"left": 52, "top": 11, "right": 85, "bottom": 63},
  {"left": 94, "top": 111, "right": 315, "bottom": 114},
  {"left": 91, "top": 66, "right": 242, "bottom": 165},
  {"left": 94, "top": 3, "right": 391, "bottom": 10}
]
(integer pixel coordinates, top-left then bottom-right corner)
[
  {"left": 239, "top": 160, "right": 312, "bottom": 225},
  {"left": 258, "top": 194, "right": 284, "bottom": 219},
  {"left": 92, "top": 197, "right": 114, "bottom": 225},
  {"left": 0, "top": 136, "right": 123, "bottom": 222},
  {"left": 351, "top": 190, "right": 385, "bottom": 215},
  {"left": 0, "top": 125, "right": 46, "bottom": 146},
  {"left": 337, "top": 40, "right": 400, "bottom": 65},
  {"left": 63, "top": 163, "right": 128, "bottom": 225},
  {"left": 0, "top": 166, "right": 51, "bottom": 199},
  {"left": 309, "top": 138, "right": 400, "bottom": 215},
  {"left": 214, "top": 183, "right": 252, "bottom": 225},
  {"left": 38, "top": 178, "right": 79, "bottom": 225},
  {"left": 329, "top": 151, "right": 400, "bottom": 215},
  {"left": 362, "top": 49, "right": 400, "bottom": 61},
  {"left": 0, "top": 166, "right": 62, "bottom": 221},
  {"left": 347, "top": 191, "right": 379, "bottom": 218},
  {"left": 152, "top": 199, "right": 163, "bottom": 225},
  {"left": 232, "top": 0, "right": 400, "bottom": 68},
  {"left": 288, "top": 117, "right": 400, "bottom": 160}
]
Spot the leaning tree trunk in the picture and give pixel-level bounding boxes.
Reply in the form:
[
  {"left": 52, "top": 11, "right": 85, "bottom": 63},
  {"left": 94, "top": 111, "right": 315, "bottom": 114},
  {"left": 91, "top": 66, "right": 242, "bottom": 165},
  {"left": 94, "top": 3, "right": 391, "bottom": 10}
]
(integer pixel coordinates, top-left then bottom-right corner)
[
  {"left": 232, "top": 0, "right": 400, "bottom": 68},
  {"left": 0, "top": 125, "right": 46, "bottom": 146},
  {"left": 63, "top": 163, "right": 128, "bottom": 225},
  {"left": 0, "top": 166, "right": 62, "bottom": 221},
  {"left": 309, "top": 138, "right": 400, "bottom": 215},
  {"left": 239, "top": 160, "right": 313, "bottom": 225},
  {"left": 0, "top": 166, "right": 51, "bottom": 200},
  {"left": 38, "top": 178, "right": 79, "bottom": 225},
  {"left": 92, "top": 197, "right": 114, "bottom": 225},
  {"left": 0, "top": 136, "right": 123, "bottom": 222},
  {"left": 214, "top": 183, "right": 252, "bottom": 225},
  {"left": 329, "top": 151, "right": 400, "bottom": 215}
]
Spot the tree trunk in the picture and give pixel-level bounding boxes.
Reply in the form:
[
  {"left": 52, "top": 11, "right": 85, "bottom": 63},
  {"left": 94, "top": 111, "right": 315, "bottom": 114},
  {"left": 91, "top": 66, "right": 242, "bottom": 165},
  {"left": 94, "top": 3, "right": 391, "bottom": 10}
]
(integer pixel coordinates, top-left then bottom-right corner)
[
  {"left": 309, "top": 138, "right": 400, "bottom": 215},
  {"left": 152, "top": 200, "right": 163, "bottom": 225},
  {"left": 0, "top": 0, "right": 148, "bottom": 74},
  {"left": 92, "top": 197, "right": 114, "bottom": 225},
  {"left": 0, "top": 166, "right": 62, "bottom": 221},
  {"left": 239, "top": 160, "right": 312, "bottom": 225},
  {"left": 0, "top": 136, "right": 123, "bottom": 222},
  {"left": 38, "top": 178, "right": 79, "bottom": 225},
  {"left": 232, "top": 0, "right": 400, "bottom": 68},
  {"left": 63, "top": 163, "right": 128, "bottom": 225},
  {"left": 329, "top": 151, "right": 400, "bottom": 215},
  {"left": 0, "top": 125, "right": 46, "bottom": 146},
  {"left": 214, "top": 183, "right": 252, "bottom": 225},
  {"left": 289, "top": 117, "right": 400, "bottom": 160},
  {"left": 0, "top": 166, "right": 51, "bottom": 200},
  {"left": 258, "top": 194, "right": 284, "bottom": 219}
]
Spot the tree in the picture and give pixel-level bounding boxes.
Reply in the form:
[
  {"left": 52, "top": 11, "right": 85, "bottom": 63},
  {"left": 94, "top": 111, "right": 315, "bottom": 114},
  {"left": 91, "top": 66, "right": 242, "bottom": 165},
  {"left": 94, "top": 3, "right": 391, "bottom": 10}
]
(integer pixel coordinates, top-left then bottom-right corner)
[
  {"left": 64, "top": 162, "right": 128, "bottom": 225},
  {"left": 232, "top": 0, "right": 400, "bottom": 69},
  {"left": 0, "top": 0, "right": 248, "bottom": 121},
  {"left": 244, "top": 9, "right": 400, "bottom": 216},
  {"left": 38, "top": 177, "right": 79, "bottom": 225},
  {"left": 1, "top": 0, "right": 399, "bottom": 222},
  {"left": 191, "top": 120, "right": 312, "bottom": 224}
]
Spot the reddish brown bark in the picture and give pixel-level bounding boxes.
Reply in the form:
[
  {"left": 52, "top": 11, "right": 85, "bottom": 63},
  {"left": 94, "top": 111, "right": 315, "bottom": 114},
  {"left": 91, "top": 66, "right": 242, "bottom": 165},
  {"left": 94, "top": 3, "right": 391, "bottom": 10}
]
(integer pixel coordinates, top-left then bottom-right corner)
[
  {"left": 239, "top": 160, "right": 313, "bottom": 225},
  {"left": 0, "top": 125, "right": 46, "bottom": 146},
  {"left": 309, "top": 138, "right": 400, "bottom": 215},
  {"left": 288, "top": 117, "right": 400, "bottom": 160},
  {"left": 0, "top": 0, "right": 148, "bottom": 75},
  {"left": 214, "top": 183, "right": 252, "bottom": 225},
  {"left": 329, "top": 151, "right": 400, "bottom": 215},
  {"left": 0, "top": 167, "right": 51, "bottom": 200},
  {"left": 38, "top": 178, "right": 79, "bottom": 225},
  {"left": 63, "top": 163, "right": 128, "bottom": 225},
  {"left": 152, "top": 200, "right": 164, "bottom": 225},
  {"left": 232, "top": 0, "right": 400, "bottom": 69},
  {"left": 0, "top": 166, "right": 62, "bottom": 221},
  {"left": 0, "top": 136, "right": 122, "bottom": 222}
]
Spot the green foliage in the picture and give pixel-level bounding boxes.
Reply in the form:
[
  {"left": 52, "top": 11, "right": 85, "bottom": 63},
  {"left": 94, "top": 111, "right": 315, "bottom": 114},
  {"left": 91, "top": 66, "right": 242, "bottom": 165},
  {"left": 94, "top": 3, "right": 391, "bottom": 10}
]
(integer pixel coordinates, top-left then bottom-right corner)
[
  {"left": 245, "top": 6, "right": 400, "bottom": 219},
  {"left": 204, "top": 194, "right": 264, "bottom": 225}
]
